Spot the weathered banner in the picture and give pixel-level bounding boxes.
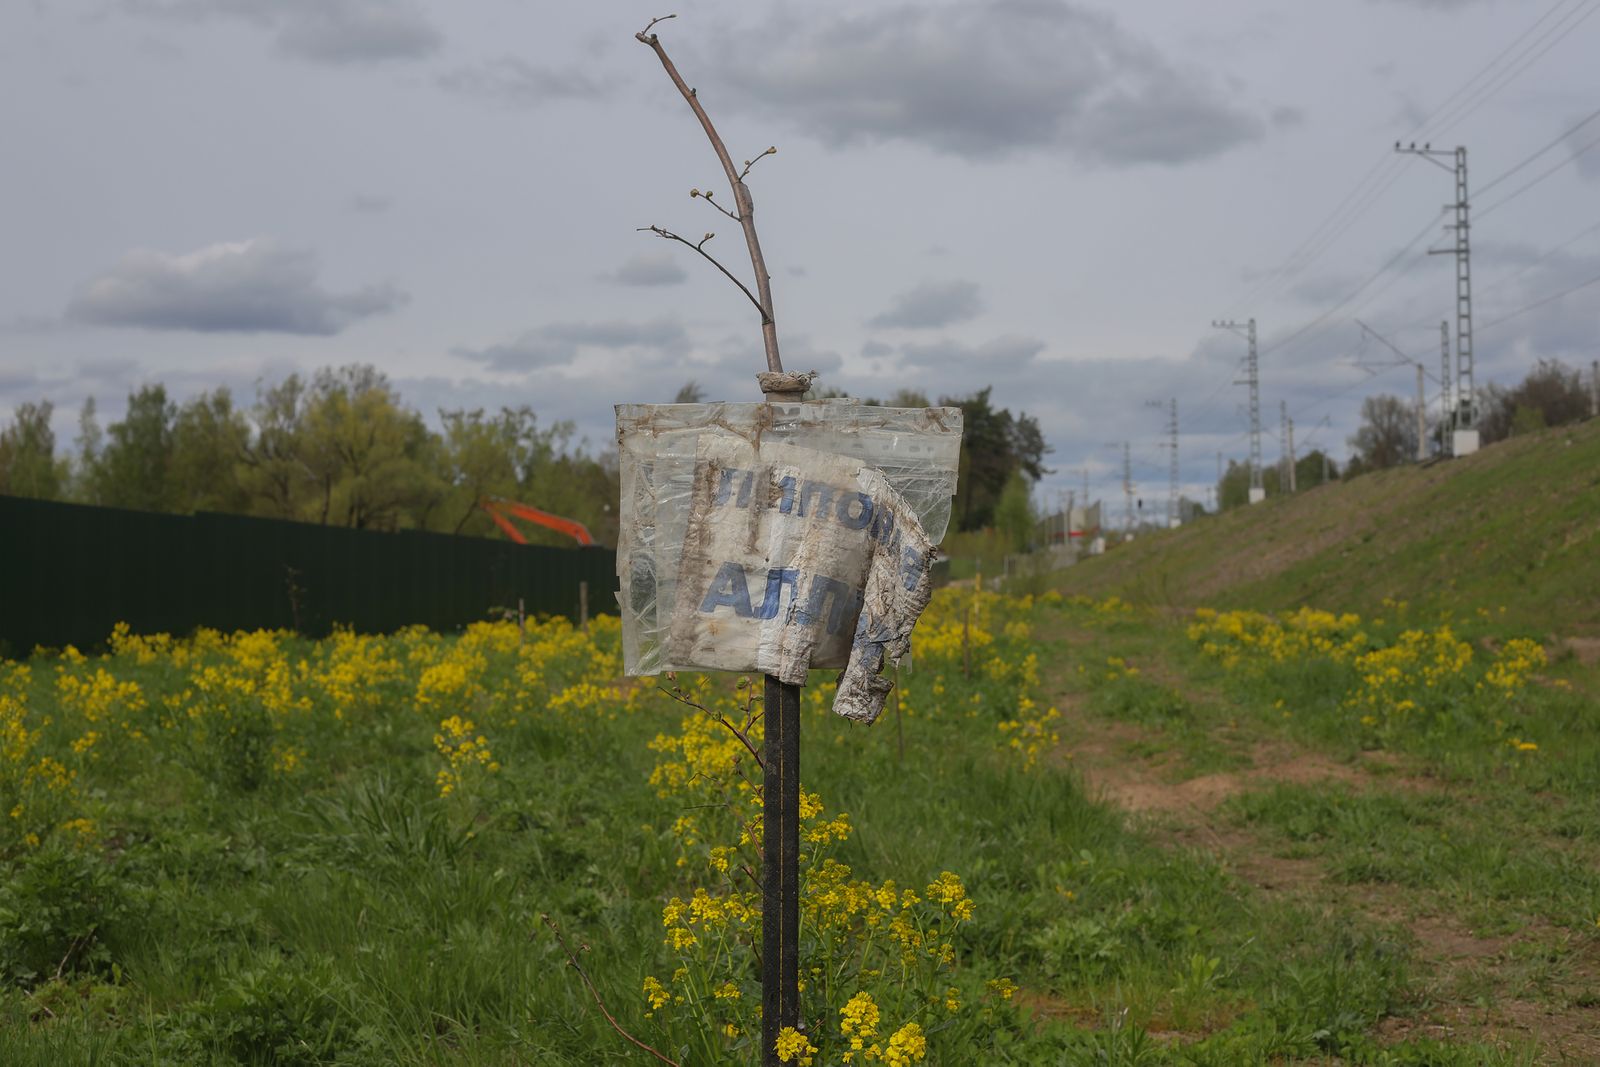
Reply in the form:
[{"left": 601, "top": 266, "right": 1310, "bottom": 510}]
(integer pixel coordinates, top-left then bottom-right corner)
[{"left": 615, "top": 400, "right": 962, "bottom": 723}]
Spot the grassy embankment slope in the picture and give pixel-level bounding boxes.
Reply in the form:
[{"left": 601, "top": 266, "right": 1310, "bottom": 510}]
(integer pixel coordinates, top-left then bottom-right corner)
[{"left": 1061, "top": 416, "right": 1600, "bottom": 635}]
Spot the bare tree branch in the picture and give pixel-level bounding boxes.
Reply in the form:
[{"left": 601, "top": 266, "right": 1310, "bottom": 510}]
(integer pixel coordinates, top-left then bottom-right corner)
[
  {"left": 655, "top": 679, "right": 765, "bottom": 770},
  {"left": 540, "top": 914, "right": 681, "bottom": 1067},
  {"left": 636, "top": 21, "right": 783, "bottom": 373},
  {"left": 637, "top": 225, "right": 765, "bottom": 318}
]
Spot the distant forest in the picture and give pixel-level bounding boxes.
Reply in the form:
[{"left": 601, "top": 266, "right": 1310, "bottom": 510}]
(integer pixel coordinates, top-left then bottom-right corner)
[{"left": 0, "top": 367, "right": 1049, "bottom": 547}]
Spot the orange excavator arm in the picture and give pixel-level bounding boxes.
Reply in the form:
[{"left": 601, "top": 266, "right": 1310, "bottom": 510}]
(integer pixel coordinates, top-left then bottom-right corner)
[{"left": 479, "top": 496, "right": 596, "bottom": 547}]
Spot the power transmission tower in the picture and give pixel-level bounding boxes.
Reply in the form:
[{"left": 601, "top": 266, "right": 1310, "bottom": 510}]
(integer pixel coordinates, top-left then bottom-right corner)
[
  {"left": 1440, "top": 321, "right": 1453, "bottom": 457},
  {"left": 1123, "top": 442, "right": 1133, "bottom": 534},
  {"left": 1213, "top": 317, "right": 1262, "bottom": 502},
  {"left": 1080, "top": 467, "right": 1091, "bottom": 534},
  {"left": 1167, "top": 399, "right": 1179, "bottom": 526},
  {"left": 1397, "top": 142, "right": 1477, "bottom": 452},
  {"left": 1591, "top": 360, "right": 1599, "bottom": 419},
  {"left": 1416, "top": 364, "right": 1426, "bottom": 462},
  {"left": 1287, "top": 415, "right": 1297, "bottom": 493},
  {"left": 1147, "top": 399, "right": 1179, "bottom": 527},
  {"left": 1279, "top": 400, "right": 1290, "bottom": 493}
]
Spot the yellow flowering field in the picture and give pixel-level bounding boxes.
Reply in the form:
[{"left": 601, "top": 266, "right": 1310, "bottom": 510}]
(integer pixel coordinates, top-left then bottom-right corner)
[
  {"left": 0, "top": 587, "right": 1099, "bottom": 1064},
  {"left": 4, "top": 583, "right": 1574, "bottom": 1063}
]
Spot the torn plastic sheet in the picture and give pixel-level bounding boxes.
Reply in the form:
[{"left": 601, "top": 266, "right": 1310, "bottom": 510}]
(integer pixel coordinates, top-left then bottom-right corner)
[{"left": 615, "top": 399, "right": 962, "bottom": 723}]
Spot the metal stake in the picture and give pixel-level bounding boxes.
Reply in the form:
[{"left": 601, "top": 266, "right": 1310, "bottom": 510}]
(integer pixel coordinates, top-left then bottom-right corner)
[{"left": 761, "top": 674, "right": 801, "bottom": 1064}]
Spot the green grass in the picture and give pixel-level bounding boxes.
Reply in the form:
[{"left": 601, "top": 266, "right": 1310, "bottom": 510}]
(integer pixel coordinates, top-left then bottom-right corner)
[
  {"left": 0, "top": 597, "right": 1549, "bottom": 1064},
  {"left": 1057, "top": 417, "right": 1600, "bottom": 636}
]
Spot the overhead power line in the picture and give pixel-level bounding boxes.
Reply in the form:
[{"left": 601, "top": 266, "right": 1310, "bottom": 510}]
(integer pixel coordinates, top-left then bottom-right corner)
[
  {"left": 1426, "top": 0, "right": 1600, "bottom": 139},
  {"left": 1402, "top": 0, "right": 1583, "bottom": 142},
  {"left": 1477, "top": 269, "right": 1600, "bottom": 331},
  {"left": 1258, "top": 209, "right": 1446, "bottom": 360},
  {"left": 1476, "top": 101, "right": 1600, "bottom": 196},
  {"left": 1477, "top": 126, "right": 1600, "bottom": 219},
  {"left": 1217, "top": 0, "right": 1594, "bottom": 321}
]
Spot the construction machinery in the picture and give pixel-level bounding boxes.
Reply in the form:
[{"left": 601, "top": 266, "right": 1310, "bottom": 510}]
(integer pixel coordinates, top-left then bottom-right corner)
[{"left": 478, "top": 496, "right": 596, "bottom": 547}]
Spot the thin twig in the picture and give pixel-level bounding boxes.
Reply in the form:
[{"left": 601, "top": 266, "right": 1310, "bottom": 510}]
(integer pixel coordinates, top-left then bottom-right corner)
[
  {"left": 692, "top": 187, "right": 742, "bottom": 222},
  {"left": 636, "top": 19, "right": 783, "bottom": 372},
  {"left": 639, "top": 14, "right": 677, "bottom": 38},
  {"left": 540, "top": 914, "right": 681, "bottom": 1067},
  {"left": 656, "top": 682, "right": 765, "bottom": 769},
  {"left": 54, "top": 931, "right": 91, "bottom": 981},
  {"left": 738, "top": 146, "right": 777, "bottom": 182},
  {"left": 638, "top": 225, "right": 766, "bottom": 318}
]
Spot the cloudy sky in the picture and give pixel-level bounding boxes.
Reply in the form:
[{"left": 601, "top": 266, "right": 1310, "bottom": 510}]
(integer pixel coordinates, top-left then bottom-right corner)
[{"left": 4, "top": 0, "right": 1599, "bottom": 515}]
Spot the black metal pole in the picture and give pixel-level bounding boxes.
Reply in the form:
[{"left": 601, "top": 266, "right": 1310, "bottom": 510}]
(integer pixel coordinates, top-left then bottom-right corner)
[{"left": 760, "top": 674, "right": 801, "bottom": 1064}]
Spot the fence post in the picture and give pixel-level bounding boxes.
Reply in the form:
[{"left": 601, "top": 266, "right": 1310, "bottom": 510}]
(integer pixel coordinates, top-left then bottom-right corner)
[{"left": 578, "top": 581, "right": 589, "bottom": 633}]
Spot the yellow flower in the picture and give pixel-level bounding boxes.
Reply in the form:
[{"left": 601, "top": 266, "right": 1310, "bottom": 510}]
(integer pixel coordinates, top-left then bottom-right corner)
[
  {"left": 840, "top": 990, "right": 880, "bottom": 1039},
  {"left": 987, "top": 976, "right": 1017, "bottom": 1001},
  {"left": 774, "top": 1026, "right": 817, "bottom": 1065},
  {"left": 883, "top": 1021, "right": 928, "bottom": 1065}
]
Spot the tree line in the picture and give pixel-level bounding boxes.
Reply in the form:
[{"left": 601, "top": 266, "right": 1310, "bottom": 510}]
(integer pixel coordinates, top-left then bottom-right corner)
[
  {"left": 0, "top": 368, "right": 1048, "bottom": 546},
  {"left": 0, "top": 365, "right": 621, "bottom": 547}
]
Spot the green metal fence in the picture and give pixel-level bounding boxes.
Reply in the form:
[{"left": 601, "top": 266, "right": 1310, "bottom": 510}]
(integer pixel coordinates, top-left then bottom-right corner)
[{"left": 0, "top": 496, "right": 616, "bottom": 656}]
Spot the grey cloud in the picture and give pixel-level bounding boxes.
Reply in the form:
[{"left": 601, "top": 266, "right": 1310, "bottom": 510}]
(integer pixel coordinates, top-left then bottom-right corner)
[
  {"left": 706, "top": 2, "right": 1267, "bottom": 164},
  {"left": 1565, "top": 117, "right": 1600, "bottom": 181},
  {"left": 869, "top": 280, "right": 984, "bottom": 329},
  {"left": 0, "top": 314, "right": 64, "bottom": 335},
  {"left": 454, "top": 318, "right": 689, "bottom": 372},
  {"left": 125, "top": 1, "right": 442, "bottom": 64},
  {"left": 1365, "top": 0, "right": 1485, "bottom": 8},
  {"left": 606, "top": 252, "right": 689, "bottom": 287},
  {"left": 345, "top": 192, "right": 392, "bottom": 213},
  {"left": 65, "top": 239, "right": 406, "bottom": 335},
  {"left": 901, "top": 334, "right": 1045, "bottom": 371},
  {"left": 438, "top": 56, "right": 608, "bottom": 107}
]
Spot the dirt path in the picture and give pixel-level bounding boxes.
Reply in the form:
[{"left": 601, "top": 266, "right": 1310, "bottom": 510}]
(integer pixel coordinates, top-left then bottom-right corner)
[{"left": 1040, "top": 635, "right": 1600, "bottom": 1062}]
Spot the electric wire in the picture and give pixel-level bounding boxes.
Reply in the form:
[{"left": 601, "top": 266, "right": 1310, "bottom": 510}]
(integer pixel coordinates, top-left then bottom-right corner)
[
  {"left": 1477, "top": 126, "right": 1600, "bottom": 219},
  {"left": 1402, "top": 0, "right": 1581, "bottom": 143},
  {"left": 1218, "top": 0, "right": 1588, "bottom": 322},
  {"left": 1475, "top": 101, "right": 1600, "bottom": 197},
  {"left": 1427, "top": 0, "right": 1600, "bottom": 139},
  {"left": 1257, "top": 209, "right": 1447, "bottom": 360},
  {"left": 1476, "top": 268, "right": 1600, "bottom": 330}
]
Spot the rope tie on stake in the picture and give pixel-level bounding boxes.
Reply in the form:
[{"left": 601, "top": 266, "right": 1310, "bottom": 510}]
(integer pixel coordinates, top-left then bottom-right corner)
[{"left": 757, "top": 371, "right": 816, "bottom": 401}]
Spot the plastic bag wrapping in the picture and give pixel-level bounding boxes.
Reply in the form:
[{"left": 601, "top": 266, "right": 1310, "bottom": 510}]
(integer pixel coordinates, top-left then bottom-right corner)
[{"left": 615, "top": 400, "right": 962, "bottom": 711}]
